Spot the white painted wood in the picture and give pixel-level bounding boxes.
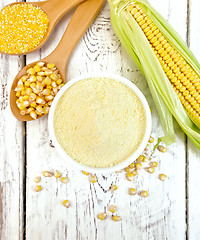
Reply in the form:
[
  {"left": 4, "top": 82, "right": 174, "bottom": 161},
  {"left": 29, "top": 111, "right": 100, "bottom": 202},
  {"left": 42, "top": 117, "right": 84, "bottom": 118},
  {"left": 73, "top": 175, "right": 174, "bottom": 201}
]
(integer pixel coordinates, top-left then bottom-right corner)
[
  {"left": 186, "top": 0, "right": 200, "bottom": 239},
  {"left": 24, "top": 0, "right": 189, "bottom": 239},
  {"left": 0, "top": 1, "right": 25, "bottom": 240}
]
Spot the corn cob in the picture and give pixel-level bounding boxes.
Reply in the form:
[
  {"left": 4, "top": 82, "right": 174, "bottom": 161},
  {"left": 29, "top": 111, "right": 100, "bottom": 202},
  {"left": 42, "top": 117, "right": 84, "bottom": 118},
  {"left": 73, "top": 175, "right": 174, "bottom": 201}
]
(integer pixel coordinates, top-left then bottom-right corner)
[
  {"left": 108, "top": 0, "right": 200, "bottom": 149},
  {"left": 127, "top": 3, "right": 200, "bottom": 128}
]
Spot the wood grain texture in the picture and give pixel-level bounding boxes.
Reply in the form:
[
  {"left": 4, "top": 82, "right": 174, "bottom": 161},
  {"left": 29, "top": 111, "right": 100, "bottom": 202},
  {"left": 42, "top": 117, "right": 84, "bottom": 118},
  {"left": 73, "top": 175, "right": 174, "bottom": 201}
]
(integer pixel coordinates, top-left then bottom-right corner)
[
  {"left": 24, "top": 0, "right": 189, "bottom": 240},
  {"left": 187, "top": 0, "right": 200, "bottom": 239},
  {"left": 0, "top": 2, "right": 25, "bottom": 240}
]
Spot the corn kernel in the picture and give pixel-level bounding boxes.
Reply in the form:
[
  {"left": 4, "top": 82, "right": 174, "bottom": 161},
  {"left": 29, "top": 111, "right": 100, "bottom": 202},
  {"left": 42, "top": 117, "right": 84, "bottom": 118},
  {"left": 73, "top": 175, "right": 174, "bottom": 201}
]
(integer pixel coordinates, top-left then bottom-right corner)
[
  {"left": 50, "top": 73, "right": 59, "bottom": 81},
  {"left": 47, "top": 63, "right": 55, "bottom": 69},
  {"left": 43, "top": 171, "right": 53, "bottom": 177},
  {"left": 63, "top": 200, "right": 70, "bottom": 208},
  {"left": 139, "top": 191, "right": 148, "bottom": 197},
  {"left": 56, "top": 79, "right": 63, "bottom": 85},
  {"left": 109, "top": 205, "right": 116, "bottom": 213},
  {"left": 34, "top": 176, "right": 41, "bottom": 183},
  {"left": 136, "top": 155, "right": 145, "bottom": 163},
  {"left": 158, "top": 145, "right": 167, "bottom": 153},
  {"left": 135, "top": 163, "right": 142, "bottom": 170},
  {"left": 111, "top": 185, "right": 118, "bottom": 192},
  {"left": 33, "top": 185, "right": 42, "bottom": 192},
  {"left": 30, "top": 111, "right": 37, "bottom": 119},
  {"left": 159, "top": 174, "right": 167, "bottom": 181},
  {"left": 54, "top": 170, "right": 61, "bottom": 178},
  {"left": 98, "top": 213, "right": 107, "bottom": 220},
  {"left": 90, "top": 174, "right": 97, "bottom": 183},
  {"left": 126, "top": 173, "right": 134, "bottom": 181},
  {"left": 82, "top": 171, "right": 90, "bottom": 175},
  {"left": 129, "top": 188, "right": 136, "bottom": 195},
  {"left": 112, "top": 215, "right": 122, "bottom": 221},
  {"left": 150, "top": 162, "right": 158, "bottom": 167},
  {"left": 27, "top": 68, "right": 35, "bottom": 75},
  {"left": 60, "top": 177, "right": 68, "bottom": 184},
  {"left": 145, "top": 167, "right": 155, "bottom": 173},
  {"left": 148, "top": 136, "right": 155, "bottom": 143}
]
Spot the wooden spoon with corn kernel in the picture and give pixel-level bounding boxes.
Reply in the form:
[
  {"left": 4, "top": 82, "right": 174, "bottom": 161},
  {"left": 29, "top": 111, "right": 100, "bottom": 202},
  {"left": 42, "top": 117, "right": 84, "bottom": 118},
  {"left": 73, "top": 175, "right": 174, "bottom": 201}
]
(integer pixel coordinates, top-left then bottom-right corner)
[
  {"left": 10, "top": 0, "right": 106, "bottom": 121},
  {"left": 1, "top": 0, "right": 86, "bottom": 55}
]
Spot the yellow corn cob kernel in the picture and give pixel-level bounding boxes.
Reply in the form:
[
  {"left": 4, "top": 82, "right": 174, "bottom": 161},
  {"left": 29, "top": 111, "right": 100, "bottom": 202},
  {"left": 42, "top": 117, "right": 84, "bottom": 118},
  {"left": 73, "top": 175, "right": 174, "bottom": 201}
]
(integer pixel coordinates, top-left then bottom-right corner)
[
  {"left": 82, "top": 171, "right": 90, "bottom": 175},
  {"left": 159, "top": 174, "right": 167, "bottom": 181},
  {"left": 60, "top": 177, "right": 68, "bottom": 184},
  {"left": 135, "top": 163, "right": 142, "bottom": 170},
  {"left": 112, "top": 215, "right": 122, "bottom": 221},
  {"left": 139, "top": 190, "right": 148, "bottom": 197},
  {"left": 29, "top": 93, "right": 37, "bottom": 101},
  {"left": 43, "top": 171, "right": 53, "bottom": 177},
  {"left": 145, "top": 167, "right": 155, "bottom": 173},
  {"left": 63, "top": 200, "right": 70, "bottom": 208},
  {"left": 128, "top": 3, "right": 200, "bottom": 127},
  {"left": 129, "top": 188, "right": 136, "bottom": 195},
  {"left": 50, "top": 73, "right": 59, "bottom": 81},
  {"left": 90, "top": 174, "right": 97, "bottom": 183},
  {"left": 126, "top": 172, "right": 134, "bottom": 181},
  {"left": 27, "top": 68, "right": 35, "bottom": 75},
  {"left": 98, "top": 213, "right": 107, "bottom": 220},
  {"left": 30, "top": 111, "right": 37, "bottom": 119},
  {"left": 34, "top": 176, "right": 41, "bottom": 183},
  {"left": 109, "top": 205, "right": 116, "bottom": 213},
  {"left": 54, "top": 170, "right": 61, "bottom": 178},
  {"left": 47, "top": 63, "right": 55, "bottom": 69},
  {"left": 111, "top": 185, "right": 118, "bottom": 192},
  {"left": 33, "top": 185, "right": 42, "bottom": 192},
  {"left": 150, "top": 162, "right": 158, "bottom": 167},
  {"left": 33, "top": 65, "right": 41, "bottom": 73}
]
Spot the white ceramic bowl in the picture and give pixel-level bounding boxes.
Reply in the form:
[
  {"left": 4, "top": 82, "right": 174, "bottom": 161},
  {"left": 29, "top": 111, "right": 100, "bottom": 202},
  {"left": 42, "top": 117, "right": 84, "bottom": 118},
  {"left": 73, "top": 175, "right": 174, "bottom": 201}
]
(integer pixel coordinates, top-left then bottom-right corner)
[{"left": 48, "top": 73, "right": 152, "bottom": 174}]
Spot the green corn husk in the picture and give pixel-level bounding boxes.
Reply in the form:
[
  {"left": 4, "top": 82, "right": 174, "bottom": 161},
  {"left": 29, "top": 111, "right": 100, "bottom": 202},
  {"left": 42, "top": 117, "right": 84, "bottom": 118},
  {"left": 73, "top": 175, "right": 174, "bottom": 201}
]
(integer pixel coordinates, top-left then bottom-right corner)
[{"left": 108, "top": 0, "right": 200, "bottom": 149}]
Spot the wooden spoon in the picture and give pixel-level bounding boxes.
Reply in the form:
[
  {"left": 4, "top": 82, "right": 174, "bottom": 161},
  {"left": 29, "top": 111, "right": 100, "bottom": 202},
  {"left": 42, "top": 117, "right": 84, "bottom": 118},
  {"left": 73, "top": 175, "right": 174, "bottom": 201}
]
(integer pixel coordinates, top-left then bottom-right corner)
[
  {"left": 1, "top": 0, "right": 85, "bottom": 55},
  {"left": 10, "top": 0, "right": 106, "bottom": 121}
]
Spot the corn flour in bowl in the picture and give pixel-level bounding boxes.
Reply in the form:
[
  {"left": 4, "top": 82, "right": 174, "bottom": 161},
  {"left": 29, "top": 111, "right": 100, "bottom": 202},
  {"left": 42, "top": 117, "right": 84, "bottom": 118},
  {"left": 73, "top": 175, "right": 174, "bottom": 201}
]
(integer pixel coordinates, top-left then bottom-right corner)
[{"left": 48, "top": 73, "right": 151, "bottom": 173}]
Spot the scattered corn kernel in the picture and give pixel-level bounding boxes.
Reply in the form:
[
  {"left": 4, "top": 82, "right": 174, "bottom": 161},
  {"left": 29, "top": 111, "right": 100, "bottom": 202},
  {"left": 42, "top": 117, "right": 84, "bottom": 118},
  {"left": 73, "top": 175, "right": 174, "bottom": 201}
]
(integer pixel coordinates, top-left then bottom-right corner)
[
  {"left": 136, "top": 155, "right": 145, "bottom": 163},
  {"left": 109, "top": 205, "right": 116, "bottom": 213},
  {"left": 128, "top": 163, "right": 135, "bottom": 168},
  {"left": 98, "top": 212, "right": 107, "bottom": 220},
  {"left": 112, "top": 215, "right": 122, "bottom": 221},
  {"left": 159, "top": 174, "right": 167, "bottom": 181},
  {"left": 135, "top": 163, "right": 142, "bottom": 170},
  {"left": 33, "top": 185, "right": 42, "bottom": 192},
  {"left": 126, "top": 173, "right": 134, "bottom": 181},
  {"left": 34, "top": 176, "right": 41, "bottom": 183},
  {"left": 54, "top": 170, "right": 61, "bottom": 178},
  {"left": 90, "top": 174, "right": 97, "bottom": 183},
  {"left": 139, "top": 190, "right": 148, "bottom": 197},
  {"left": 132, "top": 170, "right": 138, "bottom": 176},
  {"left": 158, "top": 145, "right": 167, "bottom": 153},
  {"left": 145, "top": 167, "right": 155, "bottom": 173},
  {"left": 148, "top": 136, "right": 155, "bottom": 143},
  {"left": 150, "top": 162, "right": 158, "bottom": 167},
  {"left": 63, "top": 200, "right": 70, "bottom": 208},
  {"left": 60, "top": 177, "right": 68, "bottom": 184},
  {"left": 125, "top": 167, "right": 133, "bottom": 173},
  {"left": 129, "top": 188, "right": 136, "bottom": 195},
  {"left": 111, "top": 185, "right": 118, "bottom": 192},
  {"left": 43, "top": 171, "right": 53, "bottom": 177},
  {"left": 82, "top": 171, "right": 90, "bottom": 175}
]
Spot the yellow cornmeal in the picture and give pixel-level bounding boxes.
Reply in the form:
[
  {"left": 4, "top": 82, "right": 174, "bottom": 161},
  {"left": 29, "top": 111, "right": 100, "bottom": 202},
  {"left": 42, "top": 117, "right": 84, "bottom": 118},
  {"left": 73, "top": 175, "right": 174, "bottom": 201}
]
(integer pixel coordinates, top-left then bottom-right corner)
[
  {"left": 54, "top": 78, "right": 146, "bottom": 168},
  {"left": 0, "top": 3, "right": 49, "bottom": 54}
]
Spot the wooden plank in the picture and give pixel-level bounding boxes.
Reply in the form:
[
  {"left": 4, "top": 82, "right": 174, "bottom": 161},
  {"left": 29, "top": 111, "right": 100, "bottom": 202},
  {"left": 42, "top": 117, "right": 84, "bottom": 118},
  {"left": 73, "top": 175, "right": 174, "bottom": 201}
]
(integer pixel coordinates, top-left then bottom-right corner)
[
  {"left": 0, "top": 0, "right": 25, "bottom": 239},
  {"left": 25, "top": 0, "right": 187, "bottom": 239},
  {"left": 186, "top": 0, "right": 200, "bottom": 239}
]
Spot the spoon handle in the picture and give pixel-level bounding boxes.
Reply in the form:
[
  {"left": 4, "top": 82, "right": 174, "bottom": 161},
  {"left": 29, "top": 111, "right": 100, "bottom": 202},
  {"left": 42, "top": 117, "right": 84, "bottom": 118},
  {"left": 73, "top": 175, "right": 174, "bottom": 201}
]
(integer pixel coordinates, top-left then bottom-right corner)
[
  {"left": 46, "top": 0, "right": 106, "bottom": 74},
  {"left": 37, "top": 0, "right": 86, "bottom": 22}
]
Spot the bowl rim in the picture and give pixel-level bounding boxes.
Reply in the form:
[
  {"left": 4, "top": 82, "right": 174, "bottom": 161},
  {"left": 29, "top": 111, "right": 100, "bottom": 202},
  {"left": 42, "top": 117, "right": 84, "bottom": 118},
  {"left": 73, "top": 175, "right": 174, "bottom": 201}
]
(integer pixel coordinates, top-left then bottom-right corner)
[{"left": 48, "top": 72, "right": 152, "bottom": 174}]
